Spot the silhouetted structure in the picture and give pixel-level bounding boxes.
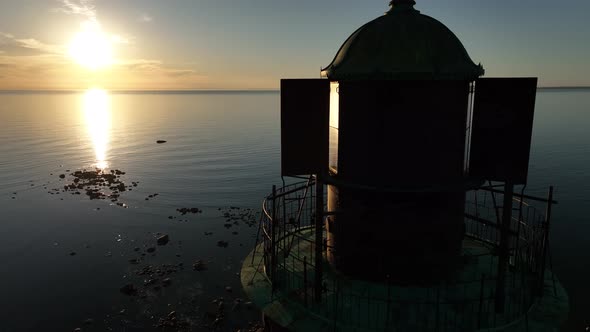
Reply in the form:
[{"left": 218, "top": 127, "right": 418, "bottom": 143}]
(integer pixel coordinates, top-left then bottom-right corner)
[{"left": 242, "top": 1, "right": 568, "bottom": 331}]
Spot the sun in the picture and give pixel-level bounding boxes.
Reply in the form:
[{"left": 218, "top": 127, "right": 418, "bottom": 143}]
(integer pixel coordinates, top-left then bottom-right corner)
[{"left": 68, "top": 22, "right": 113, "bottom": 70}]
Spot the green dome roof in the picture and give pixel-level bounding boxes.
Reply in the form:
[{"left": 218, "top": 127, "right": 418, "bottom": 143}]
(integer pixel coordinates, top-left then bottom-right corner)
[{"left": 321, "top": 1, "right": 484, "bottom": 81}]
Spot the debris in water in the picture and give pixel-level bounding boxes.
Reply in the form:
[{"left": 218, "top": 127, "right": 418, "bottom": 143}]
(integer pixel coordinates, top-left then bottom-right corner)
[
  {"left": 192, "top": 260, "right": 207, "bottom": 271},
  {"left": 119, "top": 284, "right": 137, "bottom": 296},
  {"left": 176, "top": 207, "right": 202, "bottom": 215},
  {"left": 157, "top": 234, "right": 170, "bottom": 246},
  {"left": 54, "top": 168, "right": 137, "bottom": 207}
]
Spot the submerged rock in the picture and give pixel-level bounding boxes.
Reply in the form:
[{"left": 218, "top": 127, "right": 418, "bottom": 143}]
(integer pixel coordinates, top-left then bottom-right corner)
[
  {"left": 55, "top": 168, "right": 136, "bottom": 207},
  {"left": 119, "top": 284, "right": 137, "bottom": 296},
  {"left": 192, "top": 260, "right": 207, "bottom": 271},
  {"left": 157, "top": 234, "right": 170, "bottom": 246}
]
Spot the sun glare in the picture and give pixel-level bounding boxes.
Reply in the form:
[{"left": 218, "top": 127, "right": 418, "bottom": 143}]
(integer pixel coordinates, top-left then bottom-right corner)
[
  {"left": 83, "top": 89, "right": 111, "bottom": 170},
  {"left": 69, "top": 22, "right": 113, "bottom": 70}
]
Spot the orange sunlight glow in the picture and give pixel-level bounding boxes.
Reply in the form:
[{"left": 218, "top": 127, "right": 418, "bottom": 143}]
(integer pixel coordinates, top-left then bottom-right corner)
[
  {"left": 68, "top": 21, "right": 113, "bottom": 70},
  {"left": 83, "top": 88, "right": 111, "bottom": 170}
]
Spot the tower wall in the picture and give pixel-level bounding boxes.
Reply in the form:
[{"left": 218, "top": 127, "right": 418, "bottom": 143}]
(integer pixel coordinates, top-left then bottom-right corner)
[{"left": 326, "top": 80, "right": 470, "bottom": 282}]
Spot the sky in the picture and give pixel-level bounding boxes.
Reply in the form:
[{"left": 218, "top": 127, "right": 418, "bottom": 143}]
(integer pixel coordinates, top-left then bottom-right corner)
[{"left": 0, "top": 0, "right": 589, "bottom": 90}]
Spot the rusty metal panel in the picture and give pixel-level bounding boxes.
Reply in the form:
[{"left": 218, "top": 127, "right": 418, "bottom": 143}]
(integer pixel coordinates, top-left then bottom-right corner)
[
  {"left": 469, "top": 77, "right": 537, "bottom": 184},
  {"left": 280, "top": 79, "right": 330, "bottom": 176},
  {"left": 337, "top": 80, "right": 469, "bottom": 187}
]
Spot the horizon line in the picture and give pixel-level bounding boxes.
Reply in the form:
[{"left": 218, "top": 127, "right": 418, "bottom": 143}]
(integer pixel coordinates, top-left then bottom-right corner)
[
  {"left": 0, "top": 88, "right": 280, "bottom": 94},
  {"left": 0, "top": 86, "right": 589, "bottom": 94}
]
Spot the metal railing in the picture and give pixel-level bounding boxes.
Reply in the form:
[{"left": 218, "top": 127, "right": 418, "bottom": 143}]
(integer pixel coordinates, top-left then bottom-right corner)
[{"left": 254, "top": 178, "right": 554, "bottom": 331}]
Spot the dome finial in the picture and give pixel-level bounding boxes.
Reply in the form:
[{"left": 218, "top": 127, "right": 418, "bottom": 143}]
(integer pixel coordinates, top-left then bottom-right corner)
[
  {"left": 388, "top": 0, "right": 416, "bottom": 13},
  {"left": 389, "top": 0, "right": 416, "bottom": 6}
]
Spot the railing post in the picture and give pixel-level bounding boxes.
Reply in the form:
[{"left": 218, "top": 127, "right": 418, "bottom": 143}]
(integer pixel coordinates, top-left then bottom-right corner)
[
  {"left": 478, "top": 274, "right": 485, "bottom": 329},
  {"left": 385, "top": 274, "right": 391, "bottom": 330},
  {"left": 435, "top": 286, "right": 441, "bottom": 332},
  {"left": 303, "top": 256, "right": 308, "bottom": 308},
  {"left": 538, "top": 186, "right": 553, "bottom": 295},
  {"left": 495, "top": 181, "right": 514, "bottom": 313},
  {"left": 271, "top": 185, "right": 277, "bottom": 293},
  {"left": 314, "top": 174, "right": 324, "bottom": 303}
]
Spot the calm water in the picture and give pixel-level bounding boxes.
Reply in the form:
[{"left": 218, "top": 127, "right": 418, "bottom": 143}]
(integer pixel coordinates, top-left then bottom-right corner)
[{"left": 0, "top": 89, "right": 589, "bottom": 331}]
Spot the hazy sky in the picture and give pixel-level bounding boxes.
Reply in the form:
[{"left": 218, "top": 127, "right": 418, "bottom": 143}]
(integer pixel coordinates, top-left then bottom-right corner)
[{"left": 0, "top": 0, "right": 589, "bottom": 90}]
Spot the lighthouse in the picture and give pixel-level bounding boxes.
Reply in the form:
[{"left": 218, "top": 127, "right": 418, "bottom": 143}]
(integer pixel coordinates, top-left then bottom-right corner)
[{"left": 241, "top": 1, "right": 569, "bottom": 331}]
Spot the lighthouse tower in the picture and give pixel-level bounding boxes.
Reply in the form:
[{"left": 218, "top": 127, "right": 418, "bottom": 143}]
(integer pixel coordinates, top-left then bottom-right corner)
[
  {"left": 320, "top": 0, "right": 483, "bottom": 282},
  {"left": 241, "top": 1, "right": 569, "bottom": 331}
]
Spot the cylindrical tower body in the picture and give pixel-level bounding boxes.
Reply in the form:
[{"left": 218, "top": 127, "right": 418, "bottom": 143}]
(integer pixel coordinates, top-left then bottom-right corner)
[{"left": 322, "top": 1, "right": 483, "bottom": 282}]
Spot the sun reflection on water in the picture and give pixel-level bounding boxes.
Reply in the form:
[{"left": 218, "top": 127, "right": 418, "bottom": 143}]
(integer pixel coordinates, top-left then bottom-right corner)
[{"left": 83, "top": 89, "right": 111, "bottom": 170}]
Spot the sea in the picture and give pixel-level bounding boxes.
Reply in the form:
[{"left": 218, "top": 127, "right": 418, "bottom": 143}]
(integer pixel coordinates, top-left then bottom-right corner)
[{"left": 0, "top": 89, "right": 588, "bottom": 331}]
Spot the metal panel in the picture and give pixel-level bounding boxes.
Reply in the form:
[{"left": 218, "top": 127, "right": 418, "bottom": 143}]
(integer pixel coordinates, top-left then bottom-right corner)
[
  {"left": 280, "top": 79, "right": 330, "bottom": 176},
  {"left": 337, "top": 80, "right": 469, "bottom": 187},
  {"left": 469, "top": 78, "right": 537, "bottom": 184}
]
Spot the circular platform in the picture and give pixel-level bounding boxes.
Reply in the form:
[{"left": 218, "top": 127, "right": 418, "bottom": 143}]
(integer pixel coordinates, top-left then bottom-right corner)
[{"left": 241, "top": 230, "right": 568, "bottom": 332}]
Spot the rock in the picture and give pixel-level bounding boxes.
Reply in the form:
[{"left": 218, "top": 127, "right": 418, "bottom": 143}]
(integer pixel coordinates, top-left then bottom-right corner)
[
  {"left": 217, "top": 240, "right": 229, "bottom": 248},
  {"left": 192, "top": 260, "right": 207, "bottom": 271},
  {"left": 119, "top": 284, "right": 137, "bottom": 296},
  {"left": 225, "top": 286, "right": 232, "bottom": 292},
  {"left": 144, "top": 278, "right": 158, "bottom": 286},
  {"left": 69, "top": 252, "right": 76, "bottom": 256},
  {"left": 147, "top": 247, "right": 156, "bottom": 253},
  {"left": 162, "top": 278, "right": 172, "bottom": 286},
  {"left": 231, "top": 299, "right": 242, "bottom": 311},
  {"left": 59, "top": 174, "right": 65, "bottom": 179},
  {"left": 73, "top": 328, "right": 81, "bottom": 332},
  {"left": 83, "top": 318, "right": 94, "bottom": 325},
  {"left": 156, "top": 140, "right": 167, "bottom": 144},
  {"left": 157, "top": 234, "right": 170, "bottom": 246}
]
